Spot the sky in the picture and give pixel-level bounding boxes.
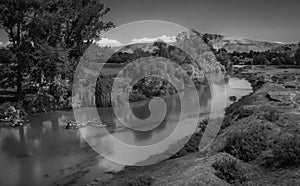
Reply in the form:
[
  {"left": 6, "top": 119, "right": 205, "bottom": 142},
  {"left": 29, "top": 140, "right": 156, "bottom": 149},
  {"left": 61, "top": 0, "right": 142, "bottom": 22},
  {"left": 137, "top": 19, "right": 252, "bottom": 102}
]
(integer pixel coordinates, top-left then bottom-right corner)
[
  {"left": 1, "top": 0, "right": 300, "bottom": 46},
  {"left": 100, "top": 0, "right": 300, "bottom": 43}
]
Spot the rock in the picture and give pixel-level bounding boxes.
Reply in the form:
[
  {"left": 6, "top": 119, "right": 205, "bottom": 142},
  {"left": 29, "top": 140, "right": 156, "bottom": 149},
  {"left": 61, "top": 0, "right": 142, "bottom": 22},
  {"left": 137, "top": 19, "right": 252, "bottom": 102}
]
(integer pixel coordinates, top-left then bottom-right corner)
[{"left": 229, "top": 96, "right": 237, "bottom": 102}]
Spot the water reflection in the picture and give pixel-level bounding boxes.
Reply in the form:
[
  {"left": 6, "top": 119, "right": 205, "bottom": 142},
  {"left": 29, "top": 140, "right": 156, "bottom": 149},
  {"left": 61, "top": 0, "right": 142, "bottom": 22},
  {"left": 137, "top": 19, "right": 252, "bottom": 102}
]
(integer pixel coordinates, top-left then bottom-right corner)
[
  {"left": 0, "top": 77, "right": 252, "bottom": 186},
  {"left": 0, "top": 112, "right": 101, "bottom": 186}
]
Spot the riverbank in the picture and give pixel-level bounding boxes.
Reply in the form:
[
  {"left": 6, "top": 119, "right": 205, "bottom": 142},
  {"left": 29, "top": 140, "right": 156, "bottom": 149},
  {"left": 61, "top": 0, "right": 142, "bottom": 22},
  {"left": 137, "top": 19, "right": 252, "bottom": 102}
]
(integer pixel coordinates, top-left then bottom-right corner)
[{"left": 93, "top": 66, "right": 300, "bottom": 186}]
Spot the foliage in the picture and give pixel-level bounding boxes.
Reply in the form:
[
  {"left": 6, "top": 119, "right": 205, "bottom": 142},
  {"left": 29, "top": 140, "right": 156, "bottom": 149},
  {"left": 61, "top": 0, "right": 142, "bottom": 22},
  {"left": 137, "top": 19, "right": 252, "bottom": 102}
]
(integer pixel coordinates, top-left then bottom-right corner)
[
  {"left": 212, "top": 157, "right": 248, "bottom": 184},
  {"left": 169, "top": 119, "right": 208, "bottom": 159},
  {"left": 235, "top": 109, "right": 254, "bottom": 120},
  {"left": 227, "top": 43, "right": 300, "bottom": 66},
  {"left": 215, "top": 48, "right": 233, "bottom": 72},
  {"left": 258, "top": 107, "right": 279, "bottom": 122},
  {"left": 23, "top": 79, "right": 71, "bottom": 113},
  {"left": 0, "top": 0, "right": 114, "bottom": 105},
  {"left": 0, "top": 102, "right": 26, "bottom": 121},
  {"left": 264, "top": 135, "right": 300, "bottom": 169},
  {"left": 124, "top": 175, "right": 155, "bottom": 186},
  {"left": 223, "top": 125, "right": 269, "bottom": 162}
]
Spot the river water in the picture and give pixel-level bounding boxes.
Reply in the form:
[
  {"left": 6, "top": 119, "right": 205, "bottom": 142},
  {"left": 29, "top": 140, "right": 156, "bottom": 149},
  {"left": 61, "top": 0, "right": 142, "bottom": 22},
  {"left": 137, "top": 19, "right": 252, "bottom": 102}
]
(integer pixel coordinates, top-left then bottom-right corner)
[{"left": 0, "top": 77, "right": 252, "bottom": 186}]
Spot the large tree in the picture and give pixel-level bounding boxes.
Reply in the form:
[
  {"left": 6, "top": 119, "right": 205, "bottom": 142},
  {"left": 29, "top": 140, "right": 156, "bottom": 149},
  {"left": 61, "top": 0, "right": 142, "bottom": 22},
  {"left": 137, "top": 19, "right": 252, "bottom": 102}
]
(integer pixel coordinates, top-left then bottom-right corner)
[{"left": 0, "top": 0, "right": 114, "bottom": 100}]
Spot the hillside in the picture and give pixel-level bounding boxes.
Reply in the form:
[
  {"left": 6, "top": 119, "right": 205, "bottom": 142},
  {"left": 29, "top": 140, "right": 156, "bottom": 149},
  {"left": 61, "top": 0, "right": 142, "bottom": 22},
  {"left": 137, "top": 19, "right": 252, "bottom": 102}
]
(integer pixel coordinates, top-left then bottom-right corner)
[{"left": 200, "top": 33, "right": 284, "bottom": 53}]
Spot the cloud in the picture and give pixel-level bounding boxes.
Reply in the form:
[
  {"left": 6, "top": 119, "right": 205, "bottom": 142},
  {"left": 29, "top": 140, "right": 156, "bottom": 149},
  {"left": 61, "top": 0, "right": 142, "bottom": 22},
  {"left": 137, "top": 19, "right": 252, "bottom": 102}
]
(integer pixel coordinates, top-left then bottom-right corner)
[
  {"left": 131, "top": 35, "right": 176, "bottom": 44},
  {"left": 96, "top": 38, "right": 123, "bottom": 47},
  {"left": 0, "top": 42, "right": 3, "bottom": 46}
]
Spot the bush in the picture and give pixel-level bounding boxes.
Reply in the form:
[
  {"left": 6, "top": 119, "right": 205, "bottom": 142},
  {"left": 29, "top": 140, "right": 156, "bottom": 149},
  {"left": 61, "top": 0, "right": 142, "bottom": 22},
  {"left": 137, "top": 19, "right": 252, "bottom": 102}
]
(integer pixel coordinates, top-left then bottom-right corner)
[
  {"left": 169, "top": 131, "right": 202, "bottom": 159},
  {"left": 223, "top": 125, "right": 268, "bottom": 162},
  {"left": 236, "top": 109, "right": 254, "bottom": 120},
  {"left": 212, "top": 157, "right": 248, "bottom": 184},
  {"left": 259, "top": 108, "right": 279, "bottom": 123},
  {"left": 169, "top": 119, "right": 208, "bottom": 159},
  {"left": 124, "top": 175, "right": 155, "bottom": 186},
  {"left": 23, "top": 80, "right": 71, "bottom": 113},
  {"left": 264, "top": 135, "right": 300, "bottom": 169}
]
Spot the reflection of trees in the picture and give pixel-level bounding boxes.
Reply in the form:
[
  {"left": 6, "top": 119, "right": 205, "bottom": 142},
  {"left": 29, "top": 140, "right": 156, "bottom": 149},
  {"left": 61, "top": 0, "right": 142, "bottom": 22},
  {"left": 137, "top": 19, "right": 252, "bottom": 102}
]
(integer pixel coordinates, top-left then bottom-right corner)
[
  {"left": 154, "top": 120, "right": 167, "bottom": 132},
  {"left": 2, "top": 132, "right": 22, "bottom": 157},
  {"left": 198, "top": 85, "right": 211, "bottom": 108},
  {"left": 132, "top": 130, "right": 153, "bottom": 141},
  {"left": 130, "top": 101, "right": 151, "bottom": 120},
  {"left": 97, "top": 108, "right": 116, "bottom": 128}
]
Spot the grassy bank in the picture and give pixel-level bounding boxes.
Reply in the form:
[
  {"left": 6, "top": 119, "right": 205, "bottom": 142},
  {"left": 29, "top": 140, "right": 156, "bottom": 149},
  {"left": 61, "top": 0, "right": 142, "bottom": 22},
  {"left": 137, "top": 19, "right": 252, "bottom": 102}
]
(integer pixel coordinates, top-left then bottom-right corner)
[{"left": 89, "top": 66, "right": 300, "bottom": 186}]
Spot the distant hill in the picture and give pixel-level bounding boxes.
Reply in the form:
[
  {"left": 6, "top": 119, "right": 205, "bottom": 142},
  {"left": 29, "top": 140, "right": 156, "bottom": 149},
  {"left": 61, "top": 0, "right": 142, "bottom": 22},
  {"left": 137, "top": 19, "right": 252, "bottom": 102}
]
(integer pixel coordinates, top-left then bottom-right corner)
[
  {"left": 197, "top": 33, "right": 285, "bottom": 53},
  {"left": 109, "top": 32, "right": 287, "bottom": 54}
]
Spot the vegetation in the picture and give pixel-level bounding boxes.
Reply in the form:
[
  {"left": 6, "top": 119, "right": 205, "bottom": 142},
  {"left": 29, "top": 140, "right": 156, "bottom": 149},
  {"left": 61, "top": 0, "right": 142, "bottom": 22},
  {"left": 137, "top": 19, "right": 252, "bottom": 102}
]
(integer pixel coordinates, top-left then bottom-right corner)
[
  {"left": 101, "top": 175, "right": 155, "bottom": 186},
  {"left": 169, "top": 119, "right": 208, "bottom": 159},
  {"left": 0, "top": 0, "right": 114, "bottom": 113},
  {"left": 124, "top": 175, "right": 155, "bottom": 186},
  {"left": 215, "top": 43, "right": 300, "bottom": 67},
  {"left": 0, "top": 102, "right": 26, "bottom": 122},
  {"left": 223, "top": 125, "right": 269, "bottom": 162},
  {"left": 222, "top": 119, "right": 300, "bottom": 170},
  {"left": 258, "top": 107, "right": 280, "bottom": 123},
  {"left": 212, "top": 157, "right": 248, "bottom": 184},
  {"left": 264, "top": 135, "right": 300, "bottom": 169}
]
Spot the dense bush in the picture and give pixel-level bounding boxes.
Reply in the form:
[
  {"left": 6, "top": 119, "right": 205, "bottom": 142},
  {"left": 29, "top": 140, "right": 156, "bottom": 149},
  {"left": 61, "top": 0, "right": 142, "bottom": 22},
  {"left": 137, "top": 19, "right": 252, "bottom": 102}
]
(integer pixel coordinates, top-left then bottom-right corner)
[
  {"left": 169, "top": 119, "right": 208, "bottom": 159},
  {"left": 212, "top": 157, "right": 248, "bottom": 184},
  {"left": 223, "top": 125, "right": 269, "bottom": 162},
  {"left": 258, "top": 108, "right": 279, "bottom": 122},
  {"left": 264, "top": 135, "right": 300, "bottom": 169},
  {"left": 124, "top": 175, "right": 155, "bottom": 186},
  {"left": 0, "top": 102, "right": 26, "bottom": 120},
  {"left": 236, "top": 109, "right": 254, "bottom": 120},
  {"left": 23, "top": 80, "right": 71, "bottom": 113}
]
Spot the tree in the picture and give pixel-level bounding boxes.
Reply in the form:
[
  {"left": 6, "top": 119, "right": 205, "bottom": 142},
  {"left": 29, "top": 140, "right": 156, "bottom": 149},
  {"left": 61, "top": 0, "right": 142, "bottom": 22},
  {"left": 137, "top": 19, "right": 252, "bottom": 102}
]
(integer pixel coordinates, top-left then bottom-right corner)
[
  {"left": 216, "top": 48, "right": 232, "bottom": 72},
  {"left": 0, "top": 0, "right": 39, "bottom": 99},
  {"left": 0, "top": 0, "right": 114, "bottom": 101}
]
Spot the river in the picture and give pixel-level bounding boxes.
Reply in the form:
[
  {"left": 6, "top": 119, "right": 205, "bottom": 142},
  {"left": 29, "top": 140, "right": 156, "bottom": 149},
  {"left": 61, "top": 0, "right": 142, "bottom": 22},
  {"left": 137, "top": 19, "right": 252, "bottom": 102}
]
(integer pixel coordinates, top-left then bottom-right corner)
[{"left": 0, "top": 77, "right": 252, "bottom": 186}]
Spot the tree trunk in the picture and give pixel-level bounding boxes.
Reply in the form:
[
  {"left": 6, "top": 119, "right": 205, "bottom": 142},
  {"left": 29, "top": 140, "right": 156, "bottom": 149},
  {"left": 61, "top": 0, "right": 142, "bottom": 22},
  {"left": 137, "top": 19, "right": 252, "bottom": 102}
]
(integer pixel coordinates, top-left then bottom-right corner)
[
  {"left": 16, "top": 56, "right": 23, "bottom": 101},
  {"left": 16, "top": 64, "right": 23, "bottom": 101}
]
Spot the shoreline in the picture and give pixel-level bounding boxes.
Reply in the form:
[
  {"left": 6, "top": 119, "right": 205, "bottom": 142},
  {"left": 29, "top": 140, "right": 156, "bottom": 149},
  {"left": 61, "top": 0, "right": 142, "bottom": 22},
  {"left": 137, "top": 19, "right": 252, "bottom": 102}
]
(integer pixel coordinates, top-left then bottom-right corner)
[{"left": 93, "top": 65, "right": 300, "bottom": 186}]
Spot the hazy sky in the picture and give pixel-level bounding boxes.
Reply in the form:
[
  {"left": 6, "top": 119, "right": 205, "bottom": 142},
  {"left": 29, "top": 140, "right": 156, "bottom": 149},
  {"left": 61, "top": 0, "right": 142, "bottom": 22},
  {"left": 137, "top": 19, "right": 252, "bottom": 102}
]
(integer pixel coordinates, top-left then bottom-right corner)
[{"left": 1, "top": 0, "right": 300, "bottom": 46}]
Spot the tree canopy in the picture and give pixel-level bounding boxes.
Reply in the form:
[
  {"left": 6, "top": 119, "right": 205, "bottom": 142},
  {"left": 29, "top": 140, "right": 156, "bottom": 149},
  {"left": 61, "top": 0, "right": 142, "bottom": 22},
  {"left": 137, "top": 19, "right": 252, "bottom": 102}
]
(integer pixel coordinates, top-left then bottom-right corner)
[{"left": 0, "top": 0, "right": 114, "bottom": 111}]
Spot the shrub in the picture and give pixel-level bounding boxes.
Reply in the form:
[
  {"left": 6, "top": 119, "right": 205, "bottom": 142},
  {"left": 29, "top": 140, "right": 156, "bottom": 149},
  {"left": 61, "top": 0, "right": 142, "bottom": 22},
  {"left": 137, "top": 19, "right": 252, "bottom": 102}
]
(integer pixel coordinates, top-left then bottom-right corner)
[
  {"left": 124, "top": 175, "right": 155, "bottom": 186},
  {"left": 260, "top": 109, "right": 279, "bottom": 123},
  {"left": 223, "top": 125, "right": 268, "bottom": 162},
  {"left": 169, "top": 119, "right": 208, "bottom": 159},
  {"left": 264, "top": 135, "right": 300, "bottom": 169},
  {"left": 236, "top": 109, "right": 254, "bottom": 120},
  {"left": 169, "top": 131, "right": 202, "bottom": 159},
  {"left": 212, "top": 157, "right": 248, "bottom": 184}
]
